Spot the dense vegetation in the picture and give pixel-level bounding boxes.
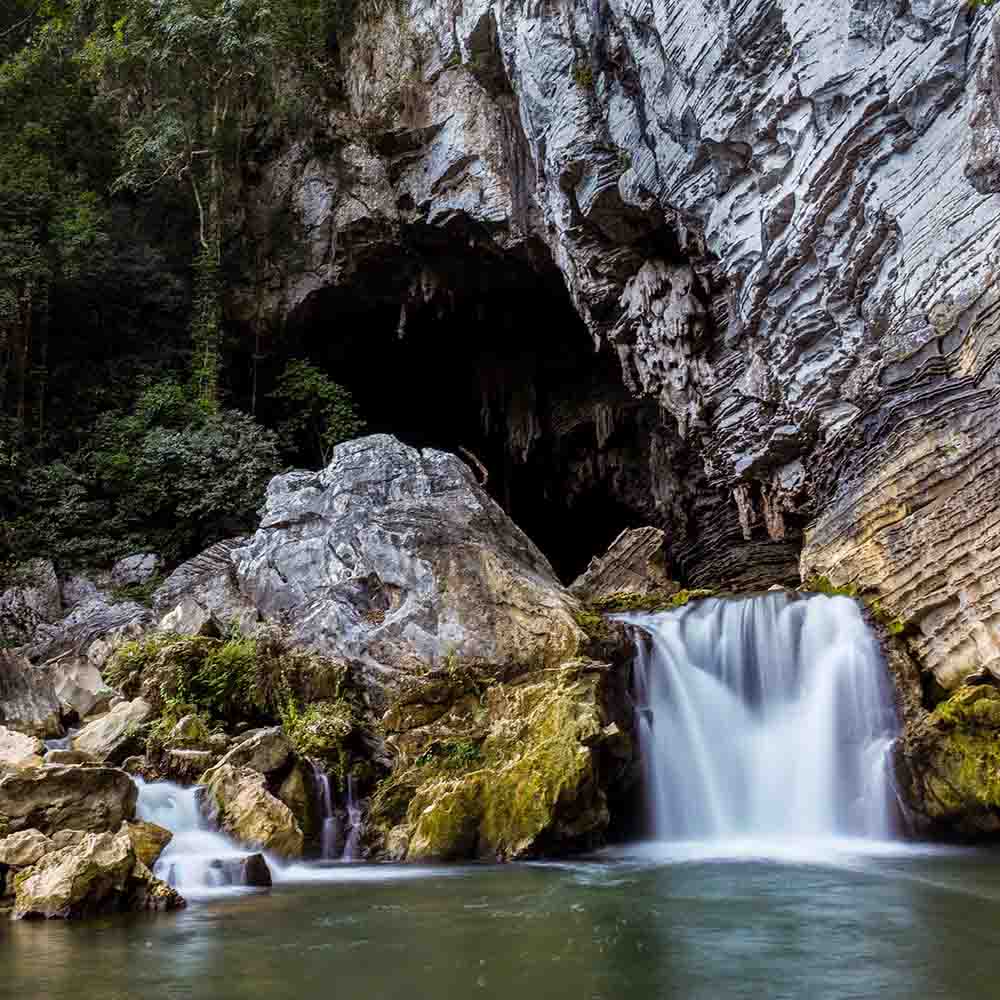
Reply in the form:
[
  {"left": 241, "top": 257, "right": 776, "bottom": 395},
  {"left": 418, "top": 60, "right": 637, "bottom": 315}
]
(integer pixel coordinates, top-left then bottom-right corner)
[{"left": 0, "top": 0, "right": 363, "bottom": 573}]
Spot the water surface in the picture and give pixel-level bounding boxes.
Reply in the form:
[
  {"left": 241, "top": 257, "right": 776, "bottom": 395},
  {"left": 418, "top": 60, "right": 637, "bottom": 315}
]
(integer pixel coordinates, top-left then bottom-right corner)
[{"left": 4, "top": 842, "right": 998, "bottom": 999}]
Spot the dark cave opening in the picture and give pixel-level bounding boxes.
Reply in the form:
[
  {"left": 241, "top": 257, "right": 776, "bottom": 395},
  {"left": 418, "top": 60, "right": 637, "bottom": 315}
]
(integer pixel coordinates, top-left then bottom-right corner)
[{"left": 269, "top": 250, "right": 661, "bottom": 583}]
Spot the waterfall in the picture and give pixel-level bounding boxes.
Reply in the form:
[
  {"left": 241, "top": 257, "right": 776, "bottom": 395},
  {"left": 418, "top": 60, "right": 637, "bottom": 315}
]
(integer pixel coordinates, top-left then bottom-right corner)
[
  {"left": 342, "top": 774, "right": 363, "bottom": 862},
  {"left": 623, "top": 593, "right": 899, "bottom": 843},
  {"left": 134, "top": 778, "right": 263, "bottom": 894},
  {"left": 310, "top": 761, "right": 339, "bottom": 860}
]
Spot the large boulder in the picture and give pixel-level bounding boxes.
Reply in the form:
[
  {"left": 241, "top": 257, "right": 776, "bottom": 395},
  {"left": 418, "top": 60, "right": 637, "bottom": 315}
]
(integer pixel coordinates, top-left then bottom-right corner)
[
  {"left": 230, "top": 435, "right": 585, "bottom": 687},
  {"left": 201, "top": 764, "right": 304, "bottom": 858},
  {"left": 202, "top": 726, "right": 290, "bottom": 781},
  {"left": 0, "top": 651, "right": 62, "bottom": 738},
  {"left": 0, "top": 559, "right": 60, "bottom": 647},
  {"left": 12, "top": 827, "right": 183, "bottom": 919},
  {"left": 370, "top": 660, "right": 633, "bottom": 861},
  {"left": 73, "top": 698, "right": 152, "bottom": 763},
  {"left": 122, "top": 820, "right": 172, "bottom": 868},
  {"left": 0, "top": 829, "right": 55, "bottom": 867},
  {"left": 0, "top": 726, "right": 45, "bottom": 770},
  {"left": 0, "top": 766, "right": 137, "bottom": 836},
  {"left": 53, "top": 661, "right": 115, "bottom": 721}
]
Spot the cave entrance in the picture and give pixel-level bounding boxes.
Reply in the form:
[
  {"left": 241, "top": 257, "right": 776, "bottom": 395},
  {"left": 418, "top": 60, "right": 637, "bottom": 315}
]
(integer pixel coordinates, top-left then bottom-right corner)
[{"left": 275, "top": 247, "right": 659, "bottom": 582}]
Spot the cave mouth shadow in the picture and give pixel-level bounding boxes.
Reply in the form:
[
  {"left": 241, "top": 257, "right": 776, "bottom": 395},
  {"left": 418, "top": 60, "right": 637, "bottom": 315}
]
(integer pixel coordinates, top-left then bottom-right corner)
[{"left": 267, "top": 257, "right": 659, "bottom": 583}]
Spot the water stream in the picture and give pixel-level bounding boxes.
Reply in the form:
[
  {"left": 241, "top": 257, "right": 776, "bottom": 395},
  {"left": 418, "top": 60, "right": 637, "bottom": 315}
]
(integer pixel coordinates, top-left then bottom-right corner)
[
  {"left": 622, "top": 592, "right": 899, "bottom": 845},
  {"left": 309, "top": 761, "right": 339, "bottom": 861}
]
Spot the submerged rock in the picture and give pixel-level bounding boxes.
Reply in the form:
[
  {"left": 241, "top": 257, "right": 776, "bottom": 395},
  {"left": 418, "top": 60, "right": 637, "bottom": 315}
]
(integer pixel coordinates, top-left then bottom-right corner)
[
  {"left": 209, "top": 853, "right": 272, "bottom": 888},
  {"left": 201, "top": 764, "right": 304, "bottom": 858},
  {"left": 0, "top": 765, "right": 137, "bottom": 836}
]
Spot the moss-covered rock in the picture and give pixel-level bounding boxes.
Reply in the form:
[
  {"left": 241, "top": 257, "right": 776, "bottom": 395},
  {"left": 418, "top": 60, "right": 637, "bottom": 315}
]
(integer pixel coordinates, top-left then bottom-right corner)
[
  {"left": 897, "top": 684, "right": 1000, "bottom": 835},
  {"left": 371, "top": 659, "right": 633, "bottom": 861}
]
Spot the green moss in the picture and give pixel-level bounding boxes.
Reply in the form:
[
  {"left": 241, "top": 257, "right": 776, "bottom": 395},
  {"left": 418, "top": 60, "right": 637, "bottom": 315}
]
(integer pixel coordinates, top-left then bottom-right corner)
[
  {"left": 572, "top": 60, "right": 594, "bottom": 89},
  {"left": 803, "top": 579, "right": 914, "bottom": 635},
  {"left": 803, "top": 576, "right": 860, "bottom": 598}
]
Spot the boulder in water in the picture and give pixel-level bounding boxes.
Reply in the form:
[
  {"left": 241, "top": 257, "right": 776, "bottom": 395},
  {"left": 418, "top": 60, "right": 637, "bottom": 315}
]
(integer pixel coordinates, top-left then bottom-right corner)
[
  {"left": 209, "top": 852, "right": 272, "bottom": 888},
  {"left": 12, "top": 827, "right": 183, "bottom": 919},
  {"left": 0, "top": 726, "right": 45, "bottom": 770},
  {"left": 123, "top": 820, "right": 172, "bottom": 868},
  {"left": 201, "top": 764, "right": 304, "bottom": 858},
  {"left": 73, "top": 698, "right": 152, "bottom": 763},
  {"left": 0, "top": 765, "right": 137, "bottom": 836}
]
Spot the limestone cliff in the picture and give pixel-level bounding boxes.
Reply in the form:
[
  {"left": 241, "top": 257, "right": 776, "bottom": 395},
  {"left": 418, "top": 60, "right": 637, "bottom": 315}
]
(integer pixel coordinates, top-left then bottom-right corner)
[{"left": 226, "top": 1, "right": 1000, "bottom": 695}]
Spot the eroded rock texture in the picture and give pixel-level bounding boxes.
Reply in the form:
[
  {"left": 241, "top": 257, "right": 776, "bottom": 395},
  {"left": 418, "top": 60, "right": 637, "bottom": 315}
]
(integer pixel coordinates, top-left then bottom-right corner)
[{"left": 227, "top": 1, "right": 1000, "bottom": 685}]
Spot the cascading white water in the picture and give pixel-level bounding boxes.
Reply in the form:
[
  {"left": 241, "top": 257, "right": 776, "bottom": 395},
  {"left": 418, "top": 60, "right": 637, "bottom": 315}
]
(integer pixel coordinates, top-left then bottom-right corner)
[
  {"left": 624, "top": 593, "right": 899, "bottom": 843},
  {"left": 342, "top": 774, "right": 363, "bottom": 862},
  {"left": 134, "top": 779, "right": 261, "bottom": 895},
  {"left": 310, "top": 761, "right": 339, "bottom": 860}
]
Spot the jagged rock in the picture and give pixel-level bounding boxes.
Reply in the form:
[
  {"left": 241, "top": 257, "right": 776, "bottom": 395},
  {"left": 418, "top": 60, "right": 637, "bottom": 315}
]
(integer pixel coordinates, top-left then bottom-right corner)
[
  {"left": 0, "top": 830, "right": 55, "bottom": 867},
  {"left": 110, "top": 553, "right": 162, "bottom": 589},
  {"left": 0, "top": 727, "right": 45, "bottom": 770},
  {"left": 370, "top": 659, "right": 633, "bottom": 861},
  {"left": 0, "top": 651, "right": 62, "bottom": 739},
  {"left": 569, "top": 527, "right": 673, "bottom": 603},
  {"left": 50, "top": 830, "right": 88, "bottom": 850},
  {"left": 208, "top": 853, "right": 272, "bottom": 888},
  {"left": 230, "top": 435, "right": 585, "bottom": 688},
  {"left": 73, "top": 698, "right": 152, "bottom": 763},
  {"left": 201, "top": 726, "right": 290, "bottom": 781},
  {"left": 122, "top": 820, "right": 172, "bottom": 868},
  {"left": 0, "top": 559, "right": 61, "bottom": 646},
  {"left": 22, "top": 595, "right": 152, "bottom": 667},
  {"left": 12, "top": 828, "right": 183, "bottom": 919},
  {"left": 152, "top": 537, "right": 257, "bottom": 635},
  {"left": 60, "top": 575, "right": 103, "bottom": 611},
  {"left": 52, "top": 660, "right": 115, "bottom": 721},
  {"left": 277, "top": 762, "right": 315, "bottom": 839},
  {"left": 201, "top": 764, "right": 304, "bottom": 858},
  {"left": 0, "top": 766, "right": 137, "bottom": 836}
]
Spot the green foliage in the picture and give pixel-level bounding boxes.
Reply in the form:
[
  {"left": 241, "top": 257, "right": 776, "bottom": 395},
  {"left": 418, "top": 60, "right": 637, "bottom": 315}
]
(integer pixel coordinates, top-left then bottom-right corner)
[
  {"left": 110, "top": 573, "right": 164, "bottom": 607},
  {"left": 271, "top": 359, "right": 365, "bottom": 466},
  {"left": 282, "top": 698, "right": 357, "bottom": 784},
  {"left": 414, "top": 739, "right": 484, "bottom": 771}
]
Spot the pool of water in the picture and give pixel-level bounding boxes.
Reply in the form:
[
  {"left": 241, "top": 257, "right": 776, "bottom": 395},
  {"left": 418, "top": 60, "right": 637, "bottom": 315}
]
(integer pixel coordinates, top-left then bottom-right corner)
[{"left": 4, "top": 840, "right": 999, "bottom": 999}]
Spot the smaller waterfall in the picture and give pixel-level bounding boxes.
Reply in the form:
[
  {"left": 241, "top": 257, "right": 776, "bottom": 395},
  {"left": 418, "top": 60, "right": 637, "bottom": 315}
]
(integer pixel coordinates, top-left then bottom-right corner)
[
  {"left": 310, "top": 761, "right": 339, "bottom": 860},
  {"left": 135, "top": 779, "right": 263, "bottom": 895},
  {"left": 342, "top": 775, "right": 363, "bottom": 862}
]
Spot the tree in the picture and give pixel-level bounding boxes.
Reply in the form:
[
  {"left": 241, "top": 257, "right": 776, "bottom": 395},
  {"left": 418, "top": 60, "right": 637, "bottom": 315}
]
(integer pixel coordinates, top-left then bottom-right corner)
[{"left": 271, "top": 359, "right": 364, "bottom": 467}]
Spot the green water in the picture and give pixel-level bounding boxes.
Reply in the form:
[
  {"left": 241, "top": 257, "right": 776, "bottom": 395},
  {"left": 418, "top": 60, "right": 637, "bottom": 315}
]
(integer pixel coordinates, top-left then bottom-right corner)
[{"left": 3, "top": 842, "right": 999, "bottom": 999}]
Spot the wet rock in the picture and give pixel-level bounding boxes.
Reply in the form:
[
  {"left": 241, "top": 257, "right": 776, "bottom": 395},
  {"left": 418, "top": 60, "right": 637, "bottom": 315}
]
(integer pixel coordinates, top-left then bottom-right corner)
[
  {"left": 0, "top": 727, "right": 45, "bottom": 770},
  {"left": 161, "top": 749, "right": 217, "bottom": 785},
  {"left": 0, "top": 765, "right": 137, "bottom": 836},
  {"left": 201, "top": 764, "right": 304, "bottom": 858},
  {"left": 0, "top": 650, "right": 63, "bottom": 739},
  {"left": 569, "top": 527, "right": 673, "bottom": 604},
  {"left": 73, "top": 698, "right": 152, "bottom": 763},
  {"left": 110, "top": 553, "right": 162, "bottom": 589},
  {"left": 12, "top": 828, "right": 183, "bottom": 919},
  {"left": 0, "top": 829, "right": 55, "bottom": 867},
  {"left": 202, "top": 726, "right": 290, "bottom": 780},
  {"left": 123, "top": 820, "right": 172, "bottom": 868},
  {"left": 230, "top": 435, "right": 585, "bottom": 688},
  {"left": 209, "top": 853, "right": 272, "bottom": 888},
  {"left": 53, "top": 660, "right": 115, "bottom": 721}
]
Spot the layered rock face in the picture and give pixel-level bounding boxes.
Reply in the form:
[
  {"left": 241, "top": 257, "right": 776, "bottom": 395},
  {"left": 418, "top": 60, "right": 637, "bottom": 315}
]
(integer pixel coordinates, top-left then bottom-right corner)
[{"left": 235, "top": 1, "right": 1000, "bottom": 689}]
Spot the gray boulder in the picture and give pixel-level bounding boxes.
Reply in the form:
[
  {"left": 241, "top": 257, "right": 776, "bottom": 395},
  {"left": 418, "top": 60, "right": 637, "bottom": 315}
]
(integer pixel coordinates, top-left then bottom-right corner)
[
  {"left": 110, "top": 553, "right": 163, "bottom": 590},
  {"left": 53, "top": 660, "right": 115, "bottom": 721},
  {"left": 73, "top": 698, "right": 152, "bottom": 763},
  {"left": 230, "top": 435, "right": 584, "bottom": 686},
  {"left": 0, "top": 559, "right": 61, "bottom": 647}
]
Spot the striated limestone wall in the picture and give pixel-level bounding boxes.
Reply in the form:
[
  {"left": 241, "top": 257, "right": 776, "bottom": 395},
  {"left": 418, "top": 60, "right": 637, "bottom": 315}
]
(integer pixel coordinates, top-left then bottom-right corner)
[{"left": 238, "top": 1, "right": 1000, "bottom": 690}]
